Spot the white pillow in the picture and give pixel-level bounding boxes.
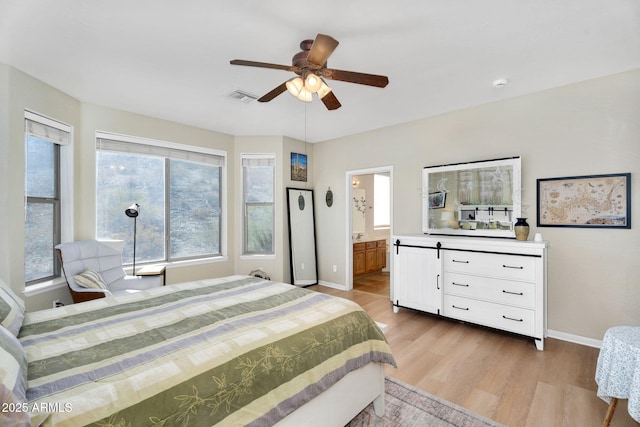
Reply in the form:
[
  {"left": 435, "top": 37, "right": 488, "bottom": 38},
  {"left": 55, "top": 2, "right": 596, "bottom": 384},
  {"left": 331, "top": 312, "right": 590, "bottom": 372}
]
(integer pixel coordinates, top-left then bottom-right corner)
[
  {"left": 0, "top": 280, "right": 25, "bottom": 336},
  {"left": 73, "top": 269, "right": 109, "bottom": 290}
]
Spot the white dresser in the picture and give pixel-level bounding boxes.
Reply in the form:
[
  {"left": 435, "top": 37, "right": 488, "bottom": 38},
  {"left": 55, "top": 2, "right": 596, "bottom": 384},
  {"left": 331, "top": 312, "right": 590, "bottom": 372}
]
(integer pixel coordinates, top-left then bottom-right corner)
[{"left": 393, "top": 235, "right": 547, "bottom": 350}]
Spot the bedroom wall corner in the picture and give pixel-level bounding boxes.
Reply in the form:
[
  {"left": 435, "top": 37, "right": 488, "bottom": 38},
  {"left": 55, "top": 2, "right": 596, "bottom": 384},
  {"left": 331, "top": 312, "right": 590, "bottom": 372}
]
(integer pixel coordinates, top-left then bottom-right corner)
[{"left": 2, "top": 65, "right": 81, "bottom": 311}]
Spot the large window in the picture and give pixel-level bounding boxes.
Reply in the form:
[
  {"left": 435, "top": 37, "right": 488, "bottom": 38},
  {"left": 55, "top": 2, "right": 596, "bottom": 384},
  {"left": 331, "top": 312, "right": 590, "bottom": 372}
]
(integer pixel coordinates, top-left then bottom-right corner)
[
  {"left": 24, "top": 112, "right": 71, "bottom": 284},
  {"left": 242, "top": 154, "right": 275, "bottom": 255},
  {"left": 96, "top": 134, "right": 225, "bottom": 265}
]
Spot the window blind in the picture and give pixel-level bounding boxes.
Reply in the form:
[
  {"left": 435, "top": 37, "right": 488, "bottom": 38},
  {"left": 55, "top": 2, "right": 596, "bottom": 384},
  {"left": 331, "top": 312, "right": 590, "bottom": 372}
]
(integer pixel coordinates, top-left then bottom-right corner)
[
  {"left": 25, "top": 111, "right": 71, "bottom": 146},
  {"left": 241, "top": 155, "right": 275, "bottom": 167},
  {"left": 97, "top": 136, "right": 225, "bottom": 167}
]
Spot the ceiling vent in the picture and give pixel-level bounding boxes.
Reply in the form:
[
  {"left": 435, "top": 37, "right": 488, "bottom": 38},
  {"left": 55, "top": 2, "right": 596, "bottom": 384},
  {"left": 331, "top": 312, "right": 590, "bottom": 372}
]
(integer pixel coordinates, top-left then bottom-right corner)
[{"left": 227, "top": 89, "right": 258, "bottom": 103}]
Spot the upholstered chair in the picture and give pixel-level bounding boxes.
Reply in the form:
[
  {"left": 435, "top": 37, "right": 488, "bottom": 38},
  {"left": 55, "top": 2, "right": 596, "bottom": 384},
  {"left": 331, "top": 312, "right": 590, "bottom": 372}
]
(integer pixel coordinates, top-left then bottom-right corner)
[{"left": 55, "top": 240, "right": 163, "bottom": 303}]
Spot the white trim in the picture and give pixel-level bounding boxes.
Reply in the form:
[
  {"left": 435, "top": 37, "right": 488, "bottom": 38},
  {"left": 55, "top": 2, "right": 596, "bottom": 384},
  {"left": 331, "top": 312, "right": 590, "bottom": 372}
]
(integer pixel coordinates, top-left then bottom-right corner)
[
  {"left": 345, "top": 166, "right": 394, "bottom": 291},
  {"left": 240, "top": 254, "right": 276, "bottom": 261},
  {"left": 23, "top": 277, "right": 67, "bottom": 297},
  {"left": 25, "top": 110, "right": 72, "bottom": 133},
  {"left": 547, "top": 329, "right": 603, "bottom": 348},
  {"left": 317, "top": 281, "right": 347, "bottom": 291}
]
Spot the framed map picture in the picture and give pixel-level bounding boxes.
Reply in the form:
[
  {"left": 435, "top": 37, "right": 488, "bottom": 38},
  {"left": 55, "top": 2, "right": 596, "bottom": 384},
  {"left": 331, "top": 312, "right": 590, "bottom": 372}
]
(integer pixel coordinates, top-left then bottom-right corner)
[{"left": 537, "top": 173, "right": 631, "bottom": 228}]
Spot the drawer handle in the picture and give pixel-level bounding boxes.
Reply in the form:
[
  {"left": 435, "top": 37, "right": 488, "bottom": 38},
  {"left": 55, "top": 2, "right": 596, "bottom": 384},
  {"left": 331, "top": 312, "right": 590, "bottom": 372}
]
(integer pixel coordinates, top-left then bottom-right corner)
[
  {"left": 452, "top": 282, "right": 469, "bottom": 287},
  {"left": 502, "top": 264, "right": 524, "bottom": 269},
  {"left": 502, "top": 315, "right": 524, "bottom": 322},
  {"left": 453, "top": 260, "right": 469, "bottom": 264},
  {"left": 452, "top": 305, "right": 469, "bottom": 311},
  {"left": 502, "top": 290, "right": 524, "bottom": 296}
]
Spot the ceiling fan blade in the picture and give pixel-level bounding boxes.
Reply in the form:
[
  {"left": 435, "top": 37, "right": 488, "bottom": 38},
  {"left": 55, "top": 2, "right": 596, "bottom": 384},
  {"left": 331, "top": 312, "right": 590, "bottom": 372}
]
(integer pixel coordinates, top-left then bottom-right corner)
[
  {"left": 322, "top": 68, "right": 389, "bottom": 88},
  {"left": 320, "top": 91, "right": 342, "bottom": 110},
  {"left": 307, "top": 34, "right": 339, "bottom": 67},
  {"left": 230, "top": 59, "right": 299, "bottom": 73},
  {"left": 257, "top": 82, "right": 288, "bottom": 102}
]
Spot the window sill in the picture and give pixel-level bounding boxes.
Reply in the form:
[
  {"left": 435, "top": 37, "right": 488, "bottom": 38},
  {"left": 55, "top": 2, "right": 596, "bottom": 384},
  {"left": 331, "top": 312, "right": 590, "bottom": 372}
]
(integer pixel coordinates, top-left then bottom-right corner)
[
  {"left": 240, "top": 254, "right": 276, "bottom": 261},
  {"left": 123, "top": 255, "right": 229, "bottom": 274},
  {"left": 23, "top": 277, "right": 67, "bottom": 297}
]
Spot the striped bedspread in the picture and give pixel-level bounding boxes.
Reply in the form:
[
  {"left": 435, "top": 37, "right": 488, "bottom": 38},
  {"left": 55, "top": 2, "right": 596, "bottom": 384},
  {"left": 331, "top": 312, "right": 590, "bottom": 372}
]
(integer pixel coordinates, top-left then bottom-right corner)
[{"left": 18, "top": 275, "right": 395, "bottom": 426}]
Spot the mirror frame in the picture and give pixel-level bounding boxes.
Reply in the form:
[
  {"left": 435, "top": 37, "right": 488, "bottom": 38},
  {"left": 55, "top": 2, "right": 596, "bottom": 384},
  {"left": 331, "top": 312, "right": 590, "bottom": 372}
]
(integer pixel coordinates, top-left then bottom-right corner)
[
  {"left": 422, "top": 157, "right": 522, "bottom": 238},
  {"left": 286, "top": 188, "right": 318, "bottom": 286}
]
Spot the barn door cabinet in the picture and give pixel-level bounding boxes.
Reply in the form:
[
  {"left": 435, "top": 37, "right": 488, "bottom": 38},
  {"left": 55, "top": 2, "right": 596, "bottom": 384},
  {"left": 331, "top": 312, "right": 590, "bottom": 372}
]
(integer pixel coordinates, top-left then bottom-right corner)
[{"left": 393, "top": 235, "right": 548, "bottom": 350}]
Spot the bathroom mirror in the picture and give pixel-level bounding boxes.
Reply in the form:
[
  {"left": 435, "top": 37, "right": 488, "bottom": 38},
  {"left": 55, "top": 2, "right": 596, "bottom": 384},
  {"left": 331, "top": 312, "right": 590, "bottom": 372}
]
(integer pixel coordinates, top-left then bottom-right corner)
[
  {"left": 422, "top": 157, "right": 522, "bottom": 238},
  {"left": 287, "top": 188, "right": 318, "bottom": 286}
]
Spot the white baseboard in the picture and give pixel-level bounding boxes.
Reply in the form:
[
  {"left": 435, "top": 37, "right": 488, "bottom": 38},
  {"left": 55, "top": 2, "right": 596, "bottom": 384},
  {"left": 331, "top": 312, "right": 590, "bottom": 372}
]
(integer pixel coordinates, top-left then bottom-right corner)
[
  {"left": 317, "top": 281, "right": 347, "bottom": 291},
  {"left": 547, "top": 329, "right": 602, "bottom": 348}
]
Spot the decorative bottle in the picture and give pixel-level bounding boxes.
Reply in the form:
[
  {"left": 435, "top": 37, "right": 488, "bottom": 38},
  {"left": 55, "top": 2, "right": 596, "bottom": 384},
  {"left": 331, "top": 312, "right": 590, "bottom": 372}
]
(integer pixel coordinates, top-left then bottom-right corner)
[{"left": 514, "top": 218, "right": 530, "bottom": 241}]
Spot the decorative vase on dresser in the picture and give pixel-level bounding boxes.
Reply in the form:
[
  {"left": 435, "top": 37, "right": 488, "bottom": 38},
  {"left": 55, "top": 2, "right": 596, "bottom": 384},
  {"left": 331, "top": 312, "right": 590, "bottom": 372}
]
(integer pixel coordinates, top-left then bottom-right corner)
[
  {"left": 514, "top": 217, "right": 530, "bottom": 241},
  {"left": 393, "top": 235, "right": 548, "bottom": 350}
]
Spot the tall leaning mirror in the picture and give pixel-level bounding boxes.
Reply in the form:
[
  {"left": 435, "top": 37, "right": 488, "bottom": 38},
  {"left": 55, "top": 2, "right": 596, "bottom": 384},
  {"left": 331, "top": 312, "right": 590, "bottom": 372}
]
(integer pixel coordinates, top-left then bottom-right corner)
[
  {"left": 287, "top": 188, "right": 318, "bottom": 286},
  {"left": 422, "top": 157, "right": 522, "bottom": 238}
]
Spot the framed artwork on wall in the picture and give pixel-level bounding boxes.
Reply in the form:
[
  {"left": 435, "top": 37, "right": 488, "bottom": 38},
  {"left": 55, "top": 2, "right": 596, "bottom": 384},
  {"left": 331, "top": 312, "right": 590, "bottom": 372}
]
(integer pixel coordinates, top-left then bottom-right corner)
[
  {"left": 291, "top": 153, "right": 307, "bottom": 182},
  {"left": 537, "top": 173, "right": 631, "bottom": 228}
]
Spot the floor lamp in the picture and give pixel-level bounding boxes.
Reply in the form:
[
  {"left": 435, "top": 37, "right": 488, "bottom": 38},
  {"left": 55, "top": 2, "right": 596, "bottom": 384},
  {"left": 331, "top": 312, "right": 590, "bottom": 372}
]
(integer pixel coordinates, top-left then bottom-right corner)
[{"left": 125, "top": 203, "right": 139, "bottom": 275}]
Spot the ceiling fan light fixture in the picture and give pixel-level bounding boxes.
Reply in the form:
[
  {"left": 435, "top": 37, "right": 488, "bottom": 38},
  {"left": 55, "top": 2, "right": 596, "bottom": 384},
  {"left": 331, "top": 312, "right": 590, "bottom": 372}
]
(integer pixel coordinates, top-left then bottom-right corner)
[
  {"left": 304, "top": 73, "right": 322, "bottom": 93},
  {"left": 297, "top": 87, "right": 313, "bottom": 102},
  {"left": 286, "top": 77, "right": 304, "bottom": 96},
  {"left": 317, "top": 80, "right": 332, "bottom": 99}
]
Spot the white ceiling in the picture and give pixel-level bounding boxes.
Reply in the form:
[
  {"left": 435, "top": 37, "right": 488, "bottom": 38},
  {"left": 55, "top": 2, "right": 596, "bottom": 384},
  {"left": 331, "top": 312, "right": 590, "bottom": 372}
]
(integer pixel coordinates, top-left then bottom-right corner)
[{"left": 1, "top": 0, "right": 639, "bottom": 142}]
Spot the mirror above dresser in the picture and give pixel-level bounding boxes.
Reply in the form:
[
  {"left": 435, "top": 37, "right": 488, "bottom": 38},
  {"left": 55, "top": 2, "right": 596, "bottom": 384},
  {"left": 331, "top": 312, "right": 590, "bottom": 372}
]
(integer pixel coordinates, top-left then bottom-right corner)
[{"left": 422, "top": 157, "right": 522, "bottom": 238}]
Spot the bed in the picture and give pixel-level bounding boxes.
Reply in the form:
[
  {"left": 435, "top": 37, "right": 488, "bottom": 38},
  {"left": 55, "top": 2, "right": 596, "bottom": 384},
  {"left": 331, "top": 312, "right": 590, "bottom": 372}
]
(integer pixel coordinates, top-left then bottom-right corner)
[{"left": 1, "top": 275, "right": 395, "bottom": 426}]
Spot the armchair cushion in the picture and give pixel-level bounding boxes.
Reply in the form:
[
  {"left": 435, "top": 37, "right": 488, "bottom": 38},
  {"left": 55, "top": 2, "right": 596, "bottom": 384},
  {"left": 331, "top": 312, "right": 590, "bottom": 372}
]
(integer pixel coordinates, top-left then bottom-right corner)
[{"left": 73, "top": 269, "right": 109, "bottom": 290}]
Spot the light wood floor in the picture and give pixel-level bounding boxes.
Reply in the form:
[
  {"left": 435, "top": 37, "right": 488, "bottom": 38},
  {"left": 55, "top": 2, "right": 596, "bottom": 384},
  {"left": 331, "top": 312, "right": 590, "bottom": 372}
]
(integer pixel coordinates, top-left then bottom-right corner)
[{"left": 310, "top": 277, "right": 638, "bottom": 427}]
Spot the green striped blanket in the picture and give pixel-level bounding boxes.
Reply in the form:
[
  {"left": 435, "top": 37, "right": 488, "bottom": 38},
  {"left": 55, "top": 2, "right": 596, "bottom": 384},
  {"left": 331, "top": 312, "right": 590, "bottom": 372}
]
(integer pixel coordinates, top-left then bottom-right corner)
[{"left": 19, "top": 276, "right": 395, "bottom": 426}]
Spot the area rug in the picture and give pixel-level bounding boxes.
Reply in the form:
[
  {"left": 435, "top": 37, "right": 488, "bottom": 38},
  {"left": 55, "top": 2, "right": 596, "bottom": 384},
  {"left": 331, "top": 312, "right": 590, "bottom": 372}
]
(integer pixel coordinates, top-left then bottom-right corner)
[{"left": 346, "top": 376, "right": 505, "bottom": 427}]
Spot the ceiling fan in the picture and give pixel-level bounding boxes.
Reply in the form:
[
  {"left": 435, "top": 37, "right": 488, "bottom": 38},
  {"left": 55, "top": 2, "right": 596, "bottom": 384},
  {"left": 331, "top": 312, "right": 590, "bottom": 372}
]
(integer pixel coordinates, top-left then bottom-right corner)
[{"left": 230, "top": 34, "right": 389, "bottom": 110}]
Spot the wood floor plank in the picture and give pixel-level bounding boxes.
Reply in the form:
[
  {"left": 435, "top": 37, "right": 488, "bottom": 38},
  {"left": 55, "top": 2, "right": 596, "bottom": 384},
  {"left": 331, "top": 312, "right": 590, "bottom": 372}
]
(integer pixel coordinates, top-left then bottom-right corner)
[{"left": 310, "top": 275, "right": 640, "bottom": 427}]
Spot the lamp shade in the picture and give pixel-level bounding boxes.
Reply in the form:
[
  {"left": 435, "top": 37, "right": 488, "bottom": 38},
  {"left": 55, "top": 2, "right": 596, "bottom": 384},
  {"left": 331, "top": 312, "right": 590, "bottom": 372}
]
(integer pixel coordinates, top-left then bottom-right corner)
[
  {"left": 304, "top": 73, "right": 322, "bottom": 93},
  {"left": 317, "top": 80, "right": 332, "bottom": 99},
  {"left": 125, "top": 203, "right": 139, "bottom": 218},
  {"left": 286, "top": 77, "right": 304, "bottom": 96},
  {"left": 297, "top": 87, "right": 313, "bottom": 102}
]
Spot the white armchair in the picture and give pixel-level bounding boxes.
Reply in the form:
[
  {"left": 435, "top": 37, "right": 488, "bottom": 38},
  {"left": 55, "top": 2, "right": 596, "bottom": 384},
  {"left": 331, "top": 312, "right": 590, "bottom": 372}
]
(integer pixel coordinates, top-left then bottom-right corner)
[{"left": 56, "top": 240, "right": 163, "bottom": 303}]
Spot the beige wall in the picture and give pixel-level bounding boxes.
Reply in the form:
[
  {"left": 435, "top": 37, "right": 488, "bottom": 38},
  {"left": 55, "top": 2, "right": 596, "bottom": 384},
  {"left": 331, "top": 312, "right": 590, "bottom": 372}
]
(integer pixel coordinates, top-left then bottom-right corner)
[
  {"left": 313, "top": 69, "right": 640, "bottom": 341},
  {"left": 3, "top": 62, "right": 638, "bottom": 342}
]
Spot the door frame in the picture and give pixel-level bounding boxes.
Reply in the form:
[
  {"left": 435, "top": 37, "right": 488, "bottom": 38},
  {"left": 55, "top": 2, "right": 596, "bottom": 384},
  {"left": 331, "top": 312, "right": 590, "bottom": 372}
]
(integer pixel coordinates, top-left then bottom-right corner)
[{"left": 345, "top": 166, "right": 394, "bottom": 291}]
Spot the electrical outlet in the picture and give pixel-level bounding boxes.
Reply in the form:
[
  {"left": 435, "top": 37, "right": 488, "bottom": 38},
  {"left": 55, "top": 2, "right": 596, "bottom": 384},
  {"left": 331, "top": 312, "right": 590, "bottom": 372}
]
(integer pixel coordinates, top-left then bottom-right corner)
[
  {"left": 301, "top": 263, "right": 305, "bottom": 270},
  {"left": 332, "top": 265, "right": 337, "bottom": 272}
]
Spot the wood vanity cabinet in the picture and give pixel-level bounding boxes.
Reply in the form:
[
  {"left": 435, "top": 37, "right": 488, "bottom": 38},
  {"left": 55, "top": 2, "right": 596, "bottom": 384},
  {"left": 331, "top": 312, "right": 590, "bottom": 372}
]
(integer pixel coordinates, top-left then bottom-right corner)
[
  {"left": 393, "top": 235, "right": 548, "bottom": 350},
  {"left": 354, "top": 239, "right": 386, "bottom": 276},
  {"left": 353, "top": 243, "right": 366, "bottom": 275}
]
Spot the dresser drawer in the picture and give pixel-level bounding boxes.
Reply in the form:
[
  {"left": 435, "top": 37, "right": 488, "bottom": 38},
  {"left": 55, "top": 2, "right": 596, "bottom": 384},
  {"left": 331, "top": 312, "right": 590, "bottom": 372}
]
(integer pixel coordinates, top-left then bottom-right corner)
[
  {"left": 444, "top": 272, "right": 535, "bottom": 309},
  {"left": 443, "top": 295, "right": 535, "bottom": 337},
  {"left": 443, "top": 251, "right": 536, "bottom": 282}
]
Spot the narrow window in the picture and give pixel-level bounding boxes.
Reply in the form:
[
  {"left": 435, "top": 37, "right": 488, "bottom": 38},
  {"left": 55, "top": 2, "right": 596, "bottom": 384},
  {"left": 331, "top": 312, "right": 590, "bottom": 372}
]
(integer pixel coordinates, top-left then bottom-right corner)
[
  {"left": 374, "top": 173, "right": 390, "bottom": 229},
  {"left": 242, "top": 154, "right": 275, "bottom": 255},
  {"left": 24, "top": 112, "right": 71, "bottom": 284}
]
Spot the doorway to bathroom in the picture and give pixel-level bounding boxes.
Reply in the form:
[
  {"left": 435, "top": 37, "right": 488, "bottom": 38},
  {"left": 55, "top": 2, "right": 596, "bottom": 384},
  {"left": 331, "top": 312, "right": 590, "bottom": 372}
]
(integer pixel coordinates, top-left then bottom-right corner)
[{"left": 346, "top": 166, "right": 393, "bottom": 297}]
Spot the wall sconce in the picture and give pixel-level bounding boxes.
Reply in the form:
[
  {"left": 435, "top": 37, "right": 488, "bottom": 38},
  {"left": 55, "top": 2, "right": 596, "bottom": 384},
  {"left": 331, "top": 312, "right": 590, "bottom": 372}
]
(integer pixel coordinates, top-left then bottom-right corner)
[{"left": 352, "top": 178, "right": 360, "bottom": 187}]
